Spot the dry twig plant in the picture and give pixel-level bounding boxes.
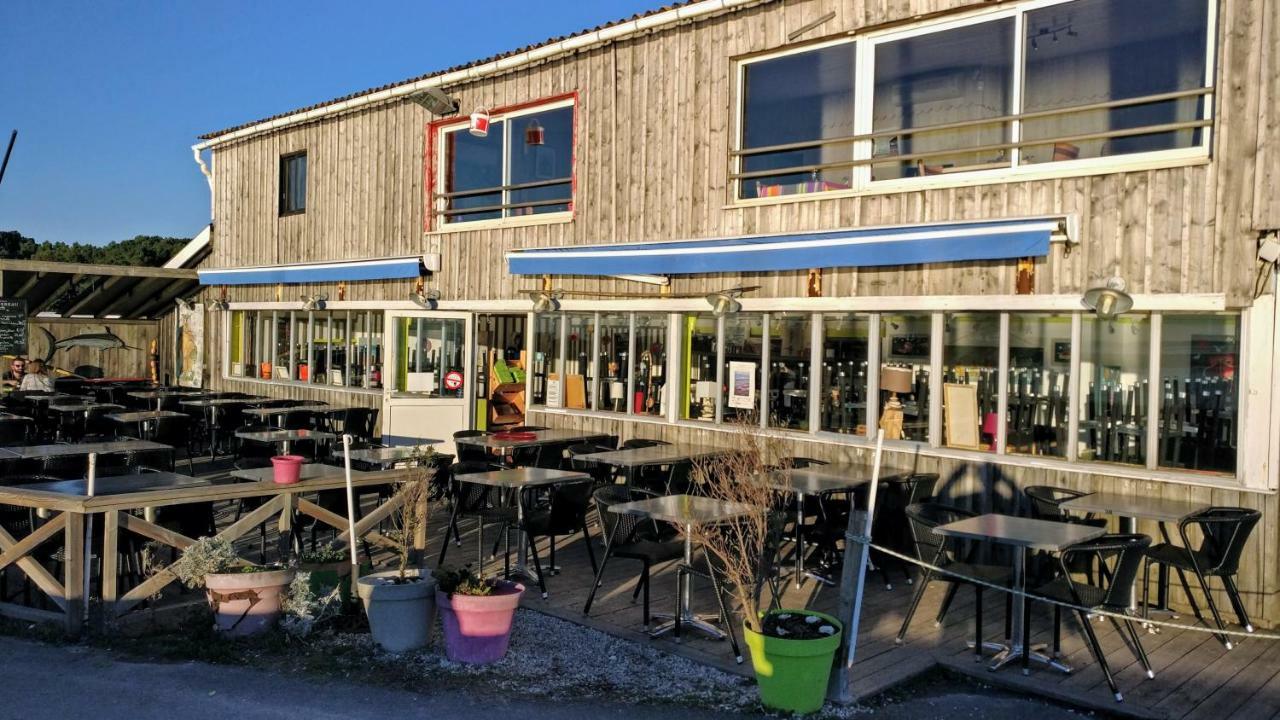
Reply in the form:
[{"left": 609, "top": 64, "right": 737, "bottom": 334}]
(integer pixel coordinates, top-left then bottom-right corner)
[
  {"left": 386, "top": 448, "right": 434, "bottom": 582},
  {"left": 687, "top": 414, "right": 793, "bottom": 633}
]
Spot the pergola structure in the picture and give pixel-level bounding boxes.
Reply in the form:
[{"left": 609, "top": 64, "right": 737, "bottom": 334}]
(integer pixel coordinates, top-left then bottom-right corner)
[{"left": 0, "top": 259, "right": 200, "bottom": 320}]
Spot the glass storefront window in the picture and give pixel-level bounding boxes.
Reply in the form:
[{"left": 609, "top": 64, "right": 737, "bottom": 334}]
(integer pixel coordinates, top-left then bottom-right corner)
[
  {"left": 532, "top": 314, "right": 559, "bottom": 406},
  {"left": 564, "top": 314, "right": 594, "bottom": 410},
  {"left": 722, "top": 314, "right": 764, "bottom": 423},
  {"left": 395, "top": 317, "right": 465, "bottom": 398},
  {"left": 1005, "top": 314, "right": 1072, "bottom": 457},
  {"left": 1158, "top": 314, "right": 1239, "bottom": 474},
  {"left": 597, "top": 313, "right": 630, "bottom": 413},
  {"left": 768, "top": 313, "right": 812, "bottom": 430},
  {"left": 633, "top": 314, "right": 668, "bottom": 416},
  {"left": 226, "top": 309, "right": 381, "bottom": 390},
  {"left": 683, "top": 314, "right": 719, "bottom": 423},
  {"left": 942, "top": 313, "right": 1001, "bottom": 451},
  {"left": 820, "top": 314, "right": 870, "bottom": 435},
  {"left": 880, "top": 314, "right": 932, "bottom": 442},
  {"left": 1078, "top": 314, "right": 1151, "bottom": 465}
]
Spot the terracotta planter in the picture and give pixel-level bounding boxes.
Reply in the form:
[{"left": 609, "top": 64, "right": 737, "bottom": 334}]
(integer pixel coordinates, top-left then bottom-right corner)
[
  {"left": 357, "top": 569, "right": 436, "bottom": 653},
  {"left": 436, "top": 580, "right": 524, "bottom": 664},
  {"left": 204, "top": 568, "right": 295, "bottom": 637}
]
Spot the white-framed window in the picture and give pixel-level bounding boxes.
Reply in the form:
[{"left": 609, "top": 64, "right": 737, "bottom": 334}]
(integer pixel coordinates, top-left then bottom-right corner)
[
  {"left": 731, "top": 0, "right": 1216, "bottom": 200},
  {"left": 528, "top": 306, "right": 1243, "bottom": 482},
  {"left": 432, "top": 96, "right": 575, "bottom": 228},
  {"left": 226, "top": 309, "right": 384, "bottom": 392}
]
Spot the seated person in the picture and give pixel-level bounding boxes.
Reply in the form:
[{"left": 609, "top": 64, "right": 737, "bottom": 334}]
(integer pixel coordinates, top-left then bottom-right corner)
[
  {"left": 19, "top": 359, "right": 54, "bottom": 393},
  {"left": 2, "top": 357, "right": 26, "bottom": 388}
]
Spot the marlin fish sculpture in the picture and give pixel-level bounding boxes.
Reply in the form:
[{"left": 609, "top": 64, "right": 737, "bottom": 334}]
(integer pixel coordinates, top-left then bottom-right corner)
[{"left": 39, "top": 327, "right": 139, "bottom": 364}]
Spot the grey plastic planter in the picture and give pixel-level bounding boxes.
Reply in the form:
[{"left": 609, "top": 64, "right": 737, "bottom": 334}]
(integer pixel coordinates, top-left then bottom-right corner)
[{"left": 357, "top": 569, "right": 436, "bottom": 653}]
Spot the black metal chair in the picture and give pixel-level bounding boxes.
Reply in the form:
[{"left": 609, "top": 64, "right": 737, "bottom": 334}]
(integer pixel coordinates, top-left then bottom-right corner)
[
  {"left": 1032, "top": 533, "right": 1154, "bottom": 702},
  {"left": 282, "top": 410, "right": 314, "bottom": 431},
  {"left": 1025, "top": 485, "right": 1109, "bottom": 584},
  {"left": 453, "top": 430, "right": 491, "bottom": 464},
  {"left": 437, "top": 460, "right": 512, "bottom": 570},
  {"left": 583, "top": 485, "right": 683, "bottom": 629},
  {"left": 896, "top": 502, "right": 1013, "bottom": 658},
  {"left": 1144, "top": 506, "right": 1260, "bottom": 648},
  {"left": 150, "top": 415, "right": 196, "bottom": 473},
  {"left": 565, "top": 441, "right": 616, "bottom": 487},
  {"left": 520, "top": 479, "right": 599, "bottom": 598},
  {"left": 0, "top": 420, "right": 29, "bottom": 446},
  {"left": 341, "top": 407, "right": 378, "bottom": 443}
]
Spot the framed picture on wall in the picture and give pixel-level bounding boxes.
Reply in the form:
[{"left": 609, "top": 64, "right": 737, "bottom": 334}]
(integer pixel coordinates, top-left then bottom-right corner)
[
  {"left": 1053, "top": 341, "right": 1071, "bottom": 363},
  {"left": 891, "top": 334, "right": 930, "bottom": 358},
  {"left": 943, "top": 383, "right": 981, "bottom": 450}
]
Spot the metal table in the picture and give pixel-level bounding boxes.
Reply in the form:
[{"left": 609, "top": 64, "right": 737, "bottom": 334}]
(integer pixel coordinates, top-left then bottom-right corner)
[
  {"left": 182, "top": 397, "right": 265, "bottom": 457},
  {"left": 1060, "top": 492, "right": 1210, "bottom": 612},
  {"left": 16, "top": 470, "right": 214, "bottom": 496},
  {"left": 128, "top": 389, "right": 205, "bottom": 411},
  {"left": 48, "top": 402, "right": 124, "bottom": 413},
  {"left": 759, "top": 462, "right": 908, "bottom": 587},
  {"left": 454, "top": 467, "right": 590, "bottom": 593},
  {"left": 243, "top": 404, "right": 342, "bottom": 427},
  {"left": 230, "top": 463, "right": 351, "bottom": 484},
  {"left": 934, "top": 513, "right": 1105, "bottom": 674},
  {"left": 609, "top": 493, "right": 752, "bottom": 643},
  {"left": 106, "top": 410, "right": 189, "bottom": 439},
  {"left": 235, "top": 428, "right": 336, "bottom": 455},
  {"left": 576, "top": 443, "right": 732, "bottom": 486},
  {"left": 455, "top": 429, "right": 610, "bottom": 455},
  {"left": 339, "top": 442, "right": 444, "bottom": 468}
]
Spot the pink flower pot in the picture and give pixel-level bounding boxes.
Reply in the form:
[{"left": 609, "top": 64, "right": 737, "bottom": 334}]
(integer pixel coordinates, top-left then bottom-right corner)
[
  {"left": 204, "top": 568, "right": 294, "bottom": 637},
  {"left": 436, "top": 580, "right": 524, "bottom": 664},
  {"left": 271, "top": 455, "right": 305, "bottom": 484}
]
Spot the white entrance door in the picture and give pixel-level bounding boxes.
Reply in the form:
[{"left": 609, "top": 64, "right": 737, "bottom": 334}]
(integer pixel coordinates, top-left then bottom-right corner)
[{"left": 382, "top": 311, "right": 473, "bottom": 455}]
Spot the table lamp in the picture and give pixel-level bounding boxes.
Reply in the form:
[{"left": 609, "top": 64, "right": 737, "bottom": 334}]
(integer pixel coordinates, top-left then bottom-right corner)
[{"left": 879, "top": 365, "right": 913, "bottom": 440}]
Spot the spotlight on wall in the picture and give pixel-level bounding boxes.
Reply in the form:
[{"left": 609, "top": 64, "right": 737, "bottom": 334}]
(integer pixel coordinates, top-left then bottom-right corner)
[
  {"left": 1082, "top": 277, "right": 1132, "bottom": 320},
  {"left": 301, "top": 294, "right": 328, "bottom": 311},
  {"left": 209, "top": 298, "right": 229, "bottom": 312},
  {"left": 529, "top": 290, "right": 562, "bottom": 314},
  {"left": 174, "top": 297, "right": 195, "bottom": 312},
  {"left": 705, "top": 288, "right": 745, "bottom": 316},
  {"left": 411, "top": 288, "right": 441, "bottom": 310},
  {"left": 406, "top": 87, "right": 460, "bottom": 116}
]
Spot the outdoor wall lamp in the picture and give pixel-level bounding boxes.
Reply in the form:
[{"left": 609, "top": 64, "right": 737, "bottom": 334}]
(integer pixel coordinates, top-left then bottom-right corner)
[
  {"left": 301, "top": 294, "right": 328, "bottom": 311},
  {"left": 411, "top": 288, "right": 441, "bottom": 310},
  {"left": 1082, "top": 276, "right": 1132, "bottom": 320},
  {"left": 705, "top": 288, "right": 745, "bottom": 316},
  {"left": 529, "top": 290, "right": 563, "bottom": 314}
]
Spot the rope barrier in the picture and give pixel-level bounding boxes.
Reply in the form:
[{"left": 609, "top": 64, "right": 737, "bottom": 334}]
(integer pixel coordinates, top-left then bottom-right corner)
[{"left": 849, "top": 533, "right": 1280, "bottom": 641}]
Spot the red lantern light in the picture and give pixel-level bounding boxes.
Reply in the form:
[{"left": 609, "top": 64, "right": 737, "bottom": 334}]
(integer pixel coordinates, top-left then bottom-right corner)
[{"left": 524, "top": 118, "right": 545, "bottom": 146}]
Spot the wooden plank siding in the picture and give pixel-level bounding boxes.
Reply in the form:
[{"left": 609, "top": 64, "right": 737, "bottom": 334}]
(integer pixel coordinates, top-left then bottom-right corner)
[{"left": 192, "top": 0, "right": 1280, "bottom": 624}]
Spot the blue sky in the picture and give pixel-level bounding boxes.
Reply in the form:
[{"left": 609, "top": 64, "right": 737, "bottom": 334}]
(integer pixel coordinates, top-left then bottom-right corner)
[{"left": 0, "top": 0, "right": 659, "bottom": 246}]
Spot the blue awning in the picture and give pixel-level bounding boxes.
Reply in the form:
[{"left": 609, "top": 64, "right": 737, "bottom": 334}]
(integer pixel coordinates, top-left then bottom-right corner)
[
  {"left": 506, "top": 218, "right": 1064, "bottom": 276},
  {"left": 198, "top": 255, "right": 428, "bottom": 286}
]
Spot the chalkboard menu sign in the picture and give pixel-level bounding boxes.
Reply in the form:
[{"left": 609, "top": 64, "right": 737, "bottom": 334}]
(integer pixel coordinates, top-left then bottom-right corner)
[{"left": 0, "top": 299, "right": 28, "bottom": 356}]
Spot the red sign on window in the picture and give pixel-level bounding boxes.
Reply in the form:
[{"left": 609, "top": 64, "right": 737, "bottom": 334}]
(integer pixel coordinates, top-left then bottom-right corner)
[{"left": 444, "top": 370, "right": 464, "bottom": 391}]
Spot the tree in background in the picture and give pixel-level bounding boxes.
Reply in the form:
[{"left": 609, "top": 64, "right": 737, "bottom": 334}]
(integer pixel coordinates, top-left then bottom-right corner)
[{"left": 0, "top": 230, "right": 186, "bottom": 267}]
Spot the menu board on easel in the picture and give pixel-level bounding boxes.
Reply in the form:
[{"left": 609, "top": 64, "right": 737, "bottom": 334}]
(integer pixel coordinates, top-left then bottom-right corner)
[{"left": 0, "top": 299, "right": 27, "bottom": 356}]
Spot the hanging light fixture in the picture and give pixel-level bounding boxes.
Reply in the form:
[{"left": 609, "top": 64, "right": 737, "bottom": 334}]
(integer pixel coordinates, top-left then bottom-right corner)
[
  {"left": 529, "top": 290, "right": 562, "bottom": 314},
  {"left": 524, "top": 118, "right": 545, "bottom": 146},
  {"left": 301, "top": 294, "right": 328, "bottom": 311},
  {"left": 469, "top": 108, "right": 490, "bottom": 138},
  {"left": 411, "top": 288, "right": 441, "bottom": 310},
  {"left": 705, "top": 288, "right": 745, "bottom": 316},
  {"left": 1082, "top": 276, "right": 1133, "bottom": 320}
]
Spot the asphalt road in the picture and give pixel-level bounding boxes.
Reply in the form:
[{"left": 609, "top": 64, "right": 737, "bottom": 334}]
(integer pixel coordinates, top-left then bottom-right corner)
[{"left": 0, "top": 636, "right": 1093, "bottom": 720}]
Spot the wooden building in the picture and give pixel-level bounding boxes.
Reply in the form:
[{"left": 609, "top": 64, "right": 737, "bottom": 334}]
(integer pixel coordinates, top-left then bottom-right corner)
[{"left": 185, "top": 0, "right": 1280, "bottom": 622}]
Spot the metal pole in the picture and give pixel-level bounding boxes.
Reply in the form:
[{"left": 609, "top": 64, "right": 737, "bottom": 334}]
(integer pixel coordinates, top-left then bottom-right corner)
[
  {"left": 83, "top": 452, "right": 96, "bottom": 623},
  {"left": 341, "top": 435, "right": 359, "bottom": 579},
  {"left": 835, "top": 429, "right": 885, "bottom": 700},
  {"left": 0, "top": 130, "right": 16, "bottom": 188}
]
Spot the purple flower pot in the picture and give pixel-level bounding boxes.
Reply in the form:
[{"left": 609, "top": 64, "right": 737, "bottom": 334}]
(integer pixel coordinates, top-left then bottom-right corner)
[{"left": 436, "top": 580, "right": 524, "bottom": 664}]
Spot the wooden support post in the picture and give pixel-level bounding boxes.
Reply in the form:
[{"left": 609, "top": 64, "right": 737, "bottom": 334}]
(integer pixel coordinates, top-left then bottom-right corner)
[
  {"left": 278, "top": 492, "right": 297, "bottom": 563},
  {"left": 100, "top": 510, "right": 119, "bottom": 627},
  {"left": 413, "top": 477, "right": 428, "bottom": 567},
  {"left": 63, "top": 512, "right": 85, "bottom": 636}
]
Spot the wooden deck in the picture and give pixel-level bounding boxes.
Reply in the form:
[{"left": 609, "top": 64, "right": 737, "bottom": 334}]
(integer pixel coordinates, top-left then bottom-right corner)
[{"left": 419, "top": 510, "right": 1280, "bottom": 719}]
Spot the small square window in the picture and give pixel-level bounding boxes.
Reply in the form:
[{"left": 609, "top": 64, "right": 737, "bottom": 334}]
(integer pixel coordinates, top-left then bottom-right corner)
[{"left": 279, "top": 152, "right": 307, "bottom": 215}]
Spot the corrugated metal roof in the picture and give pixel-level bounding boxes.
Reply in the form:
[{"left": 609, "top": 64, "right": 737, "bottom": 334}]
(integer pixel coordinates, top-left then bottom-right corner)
[{"left": 197, "top": 2, "right": 703, "bottom": 142}]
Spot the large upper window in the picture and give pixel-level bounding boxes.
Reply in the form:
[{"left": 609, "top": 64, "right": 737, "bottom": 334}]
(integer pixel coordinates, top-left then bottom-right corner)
[
  {"left": 279, "top": 152, "right": 306, "bottom": 215},
  {"left": 732, "top": 0, "right": 1214, "bottom": 200},
  {"left": 437, "top": 100, "right": 574, "bottom": 226}
]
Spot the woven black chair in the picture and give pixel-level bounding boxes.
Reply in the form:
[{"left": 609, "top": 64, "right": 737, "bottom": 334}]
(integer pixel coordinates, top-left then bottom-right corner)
[
  {"left": 0, "top": 419, "right": 29, "bottom": 446},
  {"left": 150, "top": 415, "right": 195, "bottom": 473},
  {"left": 1025, "top": 485, "right": 1109, "bottom": 584},
  {"left": 1032, "top": 533, "right": 1154, "bottom": 702},
  {"left": 40, "top": 454, "right": 89, "bottom": 480},
  {"left": 896, "top": 502, "right": 1014, "bottom": 658},
  {"left": 583, "top": 485, "right": 683, "bottom": 629},
  {"left": 620, "top": 438, "right": 669, "bottom": 450},
  {"left": 342, "top": 407, "right": 378, "bottom": 443},
  {"left": 453, "top": 430, "right": 491, "bottom": 463},
  {"left": 566, "top": 442, "right": 617, "bottom": 486},
  {"left": 436, "top": 460, "right": 513, "bottom": 569},
  {"left": 520, "top": 479, "right": 599, "bottom": 598},
  {"left": 1144, "top": 506, "right": 1260, "bottom": 648}
]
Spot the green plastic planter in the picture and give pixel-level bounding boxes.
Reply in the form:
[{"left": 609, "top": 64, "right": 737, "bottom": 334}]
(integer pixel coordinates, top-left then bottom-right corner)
[{"left": 743, "top": 610, "right": 843, "bottom": 714}]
